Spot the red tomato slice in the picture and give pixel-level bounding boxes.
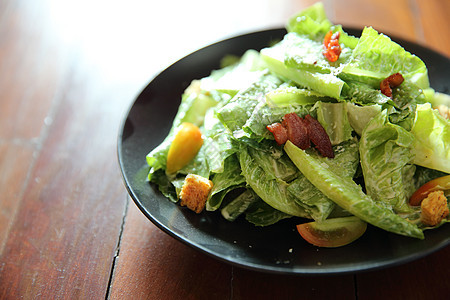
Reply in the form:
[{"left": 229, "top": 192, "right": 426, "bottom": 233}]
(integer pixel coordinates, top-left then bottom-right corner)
[
  {"left": 409, "top": 175, "right": 450, "bottom": 206},
  {"left": 297, "top": 216, "right": 367, "bottom": 248}
]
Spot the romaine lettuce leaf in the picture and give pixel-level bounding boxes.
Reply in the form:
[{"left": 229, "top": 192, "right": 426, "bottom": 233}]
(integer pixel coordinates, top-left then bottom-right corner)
[
  {"left": 315, "top": 102, "right": 353, "bottom": 145},
  {"left": 201, "top": 49, "right": 269, "bottom": 96},
  {"left": 260, "top": 41, "right": 345, "bottom": 99},
  {"left": 220, "top": 189, "right": 259, "bottom": 222},
  {"left": 341, "top": 27, "right": 429, "bottom": 89},
  {"left": 427, "top": 91, "right": 450, "bottom": 108},
  {"left": 283, "top": 33, "right": 353, "bottom": 73},
  {"left": 286, "top": 2, "right": 358, "bottom": 49},
  {"left": 284, "top": 140, "right": 424, "bottom": 239},
  {"left": 411, "top": 103, "right": 450, "bottom": 173},
  {"left": 243, "top": 101, "right": 313, "bottom": 140},
  {"left": 216, "top": 73, "right": 283, "bottom": 136},
  {"left": 287, "top": 138, "right": 360, "bottom": 221},
  {"left": 286, "top": 2, "right": 332, "bottom": 40},
  {"left": 342, "top": 81, "right": 391, "bottom": 106},
  {"left": 346, "top": 102, "right": 382, "bottom": 136},
  {"left": 238, "top": 144, "right": 309, "bottom": 218},
  {"left": 359, "top": 109, "right": 415, "bottom": 212},
  {"left": 245, "top": 199, "right": 292, "bottom": 226},
  {"left": 202, "top": 108, "right": 236, "bottom": 173},
  {"left": 207, "top": 154, "right": 246, "bottom": 211},
  {"left": 265, "top": 84, "right": 331, "bottom": 107}
]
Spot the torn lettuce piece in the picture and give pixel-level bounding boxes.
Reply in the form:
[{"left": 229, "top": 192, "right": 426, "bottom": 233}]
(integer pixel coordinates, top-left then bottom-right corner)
[
  {"left": 207, "top": 155, "right": 246, "bottom": 211},
  {"left": 221, "top": 189, "right": 259, "bottom": 221},
  {"left": 359, "top": 109, "right": 415, "bottom": 213},
  {"left": 315, "top": 102, "right": 353, "bottom": 145},
  {"left": 265, "top": 83, "right": 331, "bottom": 107},
  {"left": 245, "top": 199, "right": 293, "bottom": 226},
  {"left": 286, "top": 2, "right": 332, "bottom": 40},
  {"left": 342, "top": 81, "right": 391, "bottom": 106},
  {"left": 244, "top": 142, "right": 299, "bottom": 182},
  {"left": 201, "top": 49, "right": 269, "bottom": 97},
  {"left": 284, "top": 140, "right": 424, "bottom": 239},
  {"left": 260, "top": 41, "right": 345, "bottom": 99},
  {"left": 283, "top": 32, "right": 353, "bottom": 74},
  {"left": 285, "top": 2, "right": 358, "bottom": 49},
  {"left": 216, "top": 73, "right": 283, "bottom": 136},
  {"left": 202, "top": 108, "right": 236, "bottom": 173},
  {"left": 288, "top": 138, "right": 360, "bottom": 221},
  {"left": 411, "top": 103, "right": 450, "bottom": 174},
  {"left": 346, "top": 102, "right": 382, "bottom": 136},
  {"left": 243, "top": 100, "right": 313, "bottom": 140},
  {"left": 341, "top": 27, "right": 429, "bottom": 89},
  {"left": 238, "top": 144, "right": 309, "bottom": 218}
]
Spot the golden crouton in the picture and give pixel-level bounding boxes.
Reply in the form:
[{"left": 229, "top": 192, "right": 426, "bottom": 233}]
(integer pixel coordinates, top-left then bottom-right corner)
[
  {"left": 179, "top": 174, "right": 213, "bottom": 213},
  {"left": 420, "top": 190, "right": 449, "bottom": 226},
  {"left": 436, "top": 104, "right": 449, "bottom": 120}
]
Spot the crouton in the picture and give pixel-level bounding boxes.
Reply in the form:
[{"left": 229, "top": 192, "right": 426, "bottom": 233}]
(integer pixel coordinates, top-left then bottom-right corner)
[
  {"left": 179, "top": 174, "right": 213, "bottom": 213},
  {"left": 420, "top": 190, "right": 449, "bottom": 226},
  {"left": 436, "top": 104, "right": 449, "bottom": 120}
]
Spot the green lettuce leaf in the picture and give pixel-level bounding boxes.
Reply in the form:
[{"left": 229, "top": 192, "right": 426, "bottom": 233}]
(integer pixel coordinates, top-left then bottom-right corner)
[
  {"left": 243, "top": 101, "right": 313, "bottom": 140},
  {"left": 346, "top": 102, "right": 382, "bottom": 136},
  {"left": 238, "top": 144, "right": 309, "bottom": 218},
  {"left": 207, "top": 155, "right": 246, "bottom": 211},
  {"left": 283, "top": 33, "right": 353, "bottom": 73},
  {"left": 284, "top": 140, "right": 424, "bottom": 239},
  {"left": 216, "top": 73, "right": 283, "bottom": 136},
  {"left": 411, "top": 103, "right": 450, "bottom": 173},
  {"left": 286, "top": 2, "right": 358, "bottom": 49},
  {"left": 359, "top": 109, "right": 415, "bottom": 213},
  {"left": 220, "top": 189, "right": 259, "bottom": 222},
  {"left": 342, "top": 81, "right": 391, "bottom": 106},
  {"left": 286, "top": 2, "right": 332, "bottom": 40},
  {"left": 202, "top": 108, "right": 236, "bottom": 173},
  {"left": 245, "top": 199, "right": 292, "bottom": 226},
  {"left": 341, "top": 27, "right": 429, "bottom": 89},
  {"left": 260, "top": 41, "right": 345, "bottom": 99},
  {"left": 287, "top": 138, "right": 360, "bottom": 221},
  {"left": 315, "top": 102, "right": 353, "bottom": 145},
  {"left": 201, "top": 49, "right": 269, "bottom": 97},
  {"left": 265, "top": 84, "right": 331, "bottom": 107}
]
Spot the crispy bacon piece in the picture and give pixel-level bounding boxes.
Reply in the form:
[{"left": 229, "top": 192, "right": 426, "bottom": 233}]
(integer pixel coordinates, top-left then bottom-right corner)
[
  {"left": 267, "top": 113, "right": 334, "bottom": 158},
  {"left": 266, "top": 122, "right": 288, "bottom": 145},
  {"left": 380, "top": 73, "right": 404, "bottom": 98},
  {"left": 304, "top": 114, "right": 334, "bottom": 158},
  {"left": 323, "top": 31, "right": 341, "bottom": 62},
  {"left": 282, "top": 113, "right": 310, "bottom": 150}
]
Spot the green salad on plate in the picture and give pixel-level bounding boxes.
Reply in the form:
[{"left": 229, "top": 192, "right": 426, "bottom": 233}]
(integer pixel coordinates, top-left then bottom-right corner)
[{"left": 145, "top": 2, "right": 450, "bottom": 247}]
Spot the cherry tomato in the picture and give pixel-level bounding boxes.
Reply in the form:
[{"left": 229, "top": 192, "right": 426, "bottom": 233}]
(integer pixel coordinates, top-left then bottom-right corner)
[
  {"left": 409, "top": 175, "right": 450, "bottom": 206},
  {"left": 166, "top": 122, "right": 203, "bottom": 175},
  {"left": 297, "top": 216, "right": 367, "bottom": 248}
]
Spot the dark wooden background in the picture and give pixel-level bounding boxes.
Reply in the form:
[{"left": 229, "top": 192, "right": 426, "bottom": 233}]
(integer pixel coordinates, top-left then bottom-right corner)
[{"left": 1, "top": 0, "right": 449, "bottom": 299}]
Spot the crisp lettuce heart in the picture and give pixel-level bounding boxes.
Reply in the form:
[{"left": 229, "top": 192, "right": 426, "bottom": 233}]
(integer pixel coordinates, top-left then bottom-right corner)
[{"left": 411, "top": 103, "right": 450, "bottom": 174}]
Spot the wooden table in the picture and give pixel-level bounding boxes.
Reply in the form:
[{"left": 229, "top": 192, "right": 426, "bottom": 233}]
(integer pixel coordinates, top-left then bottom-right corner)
[{"left": 1, "top": 0, "right": 449, "bottom": 298}]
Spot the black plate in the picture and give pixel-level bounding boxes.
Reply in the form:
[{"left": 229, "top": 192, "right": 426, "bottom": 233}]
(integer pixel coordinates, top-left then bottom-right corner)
[{"left": 118, "top": 28, "right": 450, "bottom": 275}]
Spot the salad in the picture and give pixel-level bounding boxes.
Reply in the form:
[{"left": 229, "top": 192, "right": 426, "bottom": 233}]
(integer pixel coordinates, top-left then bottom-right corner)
[{"left": 145, "top": 2, "right": 450, "bottom": 247}]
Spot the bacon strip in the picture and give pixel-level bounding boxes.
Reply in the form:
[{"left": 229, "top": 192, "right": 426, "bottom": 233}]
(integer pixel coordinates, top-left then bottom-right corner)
[
  {"left": 267, "top": 113, "right": 334, "bottom": 158},
  {"left": 323, "top": 31, "right": 341, "bottom": 62},
  {"left": 380, "top": 73, "right": 404, "bottom": 98},
  {"left": 304, "top": 114, "right": 334, "bottom": 158},
  {"left": 282, "top": 113, "right": 310, "bottom": 150},
  {"left": 266, "top": 122, "right": 288, "bottom": 145}
]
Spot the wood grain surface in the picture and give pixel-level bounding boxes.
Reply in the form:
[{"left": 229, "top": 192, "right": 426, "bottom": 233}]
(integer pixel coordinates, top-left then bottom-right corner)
[{"left": 0, "top": 0, "right": 449, "bottom": 299}]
